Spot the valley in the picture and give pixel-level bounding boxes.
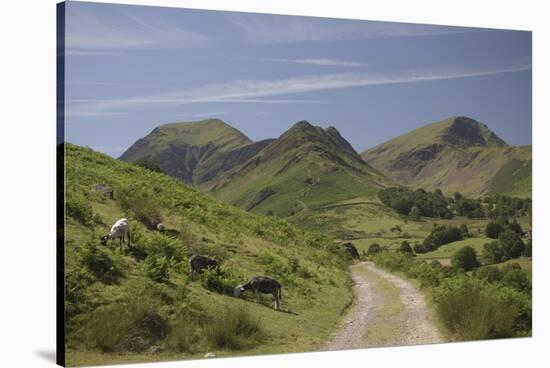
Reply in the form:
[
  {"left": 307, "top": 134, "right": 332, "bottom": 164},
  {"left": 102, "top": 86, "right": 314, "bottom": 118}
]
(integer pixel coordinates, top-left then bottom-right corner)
[{"left": 65, "top": 116, "right": 532, "bottom": 365}]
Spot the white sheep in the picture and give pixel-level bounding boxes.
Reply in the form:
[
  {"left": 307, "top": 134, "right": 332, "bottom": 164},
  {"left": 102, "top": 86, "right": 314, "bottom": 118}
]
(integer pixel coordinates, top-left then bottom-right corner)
[{"left": 101, "top": 218, "right": 130, "bottom": 252}]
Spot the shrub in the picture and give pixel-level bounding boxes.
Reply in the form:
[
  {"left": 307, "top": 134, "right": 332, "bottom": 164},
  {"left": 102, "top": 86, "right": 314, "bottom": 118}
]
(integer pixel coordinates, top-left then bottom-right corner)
[
  {"left": 82, "top": 298, "right": 168, "bottom": 352},
  {"left": 501, "top": 269, "right": 531, "bottom": 292},
  {"left": 485, "top": 222, "right": 504, "bottom": 239},
  {"left": 473, "top": 266, "right": 503, "bottom": 283},
  {"left": 421, "top": 225, "right": 464, "bottom": 252},
  {"left": 200, "top": 268, "right": 241, "bottom": 295},
  {"left": 499, "top": 230, "right": 525, "bottom": 260},
  {"left": 413, "top": 242, "right": 428, "bottom": 254},
  {"left": 166, "top": 302, "right": 207, "bottom": 353},
  {"left": 482, "top": 241, "right": 505, "bottom": 264},
  {"left": 135, "top": 159, "right": 164, "bottom": 174},
  {"left": 410, "top": 206, "right": 420, "bottom": 220},
  {"left": 143, "top": 255, "right": 171, "bottom": 283},
  {"left": 366, "top": 243, "right": 382, "bottom": 256},
  {"left": 80, "top": 241, "right": 123, "bottom": 284},
  {"left": 524, "top": 240, "right": 532, "bottom": 257},
  {"left": 119, "top": 186, "right": 163, "bottom": 230},
  {"left": 460, "top": 224, "right": 469, "bottom": 237},
  {"left": 66, "top": 194, "right": 94, "bottom": 225},
  {"left": 433, "top": 278, "right": 521, "bottom": 340},
  {"left": 205, "top": 304, "right": 264, "bottom": 350},
  {"left": 451, "top": 246, "right": 480, "bottom": 271},
  {"left": 399, "top": 241, "right": 413, "bottom": 254}
]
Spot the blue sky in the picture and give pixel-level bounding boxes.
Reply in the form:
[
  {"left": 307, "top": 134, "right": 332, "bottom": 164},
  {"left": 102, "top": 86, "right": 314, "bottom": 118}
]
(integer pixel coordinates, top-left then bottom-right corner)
[{"left": 62, "top": 1, "right": 532, "bottom": 157}]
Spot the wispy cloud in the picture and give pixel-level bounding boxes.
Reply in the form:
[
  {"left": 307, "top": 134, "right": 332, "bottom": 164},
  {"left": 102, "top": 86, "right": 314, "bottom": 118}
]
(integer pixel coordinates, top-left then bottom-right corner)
[
  {"left": 65, "top": 5, "right": 210, "bottom": 52},
  {"left": 66, "top": 63, "right": 530, "bottom": 118},
  {"left": 63, "top": 50, "right": 122, "bottom": 56},
  {"left": 266, "top": 58, "right": 369, "bottom": 67},
  {"left": 229, "top": 13, "right": 476, "bottom": 44}
]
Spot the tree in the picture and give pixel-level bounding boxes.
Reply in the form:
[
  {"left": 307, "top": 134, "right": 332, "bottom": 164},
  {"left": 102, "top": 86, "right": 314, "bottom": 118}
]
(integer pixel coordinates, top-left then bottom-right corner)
[
  {"left": 367, "top": 243, "right": 382, "bottom": 256},
  {"left": 501, "top": 269, "right": 531, "bottom": 292},
  {"left": 473, "top": 266, "right": 502, "bottom": 283},
  {"left": 507, "top": 221, "right": 523, "bottom": 235},
  {"left": 409, "top": 206, "right": 421, "bottom": 221},
  {"left": 524, "top": 240, "right": 532, "bottom": 257},
  {"left": 482, "top": 241, "right": 505, "bottom": 264},
  {"left": 460, "top": 224, "right": 469, "bottom": 237},
  {"left": 499, "top": 230, "right": 525, "bottom": 260},
  {"left": 135, "top": 159, "right": 164, "bottom": 174},
  {"left": 451, "top": 246, "right": 480, "bottom": 271},
  {"left": 485, "top": 222, "right": 504, "bottom": 239},
  {"left": 413, "top": 242, "right": 427, "bottom": 254},
  {"left": 399, "top": 241, "right": 413, "bottom": 254}
]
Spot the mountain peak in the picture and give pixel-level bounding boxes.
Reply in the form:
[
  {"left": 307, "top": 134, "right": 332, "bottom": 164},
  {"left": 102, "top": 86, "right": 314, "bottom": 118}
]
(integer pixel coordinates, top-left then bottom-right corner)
[{"left": 441, "top": 116, "right": 507, "bottom": 147}]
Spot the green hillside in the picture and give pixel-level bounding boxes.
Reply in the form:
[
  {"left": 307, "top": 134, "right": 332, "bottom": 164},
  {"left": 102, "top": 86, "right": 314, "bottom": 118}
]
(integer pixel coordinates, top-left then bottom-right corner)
[
  {"left": 362, "top": 116, "right": 531, "bottom": 198},
  {"left": 64, "top": 143, "right": 352, "bottom": 366},
  {"left": 211, "top": 121, "right": 390, "bottom": 217},
  {"left": 119, "top": 119, "right": 272, "bottom": 188}
]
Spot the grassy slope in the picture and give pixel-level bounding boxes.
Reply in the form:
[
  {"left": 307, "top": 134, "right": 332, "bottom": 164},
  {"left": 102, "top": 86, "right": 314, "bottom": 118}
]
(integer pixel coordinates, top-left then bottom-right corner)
[
  {"left": 64, "top": 144, "right": 352, "bottom": 366},
  {"left": 362, "top": 117, "right": 531, "bottom": 198}
]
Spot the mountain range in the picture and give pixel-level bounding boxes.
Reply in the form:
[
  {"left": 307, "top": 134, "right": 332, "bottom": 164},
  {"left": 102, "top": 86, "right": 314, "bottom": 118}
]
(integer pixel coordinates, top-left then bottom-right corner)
[
  {"left": 362, "top": 116, "right": 531, "bottom": 198},
  {"left": 120, "top": 116, "right": 531, "bottom": 218}
]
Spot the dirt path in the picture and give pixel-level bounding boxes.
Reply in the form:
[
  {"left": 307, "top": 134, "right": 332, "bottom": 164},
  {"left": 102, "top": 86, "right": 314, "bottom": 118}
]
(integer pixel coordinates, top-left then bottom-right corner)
[{"left": 325, "top": 262, "right": 443, "bottom": 351}]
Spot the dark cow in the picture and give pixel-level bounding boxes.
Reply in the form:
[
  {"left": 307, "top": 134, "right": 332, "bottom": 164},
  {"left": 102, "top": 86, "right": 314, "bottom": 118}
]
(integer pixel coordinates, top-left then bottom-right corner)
[
  {"left": 234, "top": 276, "right": 282, "bottom": 310},
  {"left": 188, "top": 254, "right": 219, "bottom": 279},
  {"left": 342, "top": 242, "right": 360, "bottom": 259}
]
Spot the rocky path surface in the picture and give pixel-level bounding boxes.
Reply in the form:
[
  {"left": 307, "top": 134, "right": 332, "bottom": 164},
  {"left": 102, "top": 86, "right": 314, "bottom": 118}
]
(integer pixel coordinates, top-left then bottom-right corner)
[{"left": 325, "top": 262, "right": 443, "bottom": 351}]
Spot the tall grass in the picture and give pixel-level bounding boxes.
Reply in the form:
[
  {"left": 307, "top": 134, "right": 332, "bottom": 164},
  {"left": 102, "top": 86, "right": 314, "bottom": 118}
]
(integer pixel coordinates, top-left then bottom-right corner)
[
  {"left": 205, "top": 304, "right": 264, "bottom": 350},
  {"left": 81, "top": 297, "right": 168, "bottom": 352}
]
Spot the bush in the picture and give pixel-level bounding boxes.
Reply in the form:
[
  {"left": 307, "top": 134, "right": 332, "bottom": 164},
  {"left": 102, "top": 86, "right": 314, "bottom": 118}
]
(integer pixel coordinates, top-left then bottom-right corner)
[
  {"left": 135, "top": 159, "right": 164, "bottom": 174},
  {"left": 82, "top": 298, "right": 168, "bottom": 352},
  {"left": 524, "top": 240, "right": 532, "bottom": 257},
  {"left": 205, "top": 304, "right": 264, "bottom": 350},
  {"left": 66, "top": 194, "right": 94, "bottom": 225},
  {"left": 143, "top": 255, "right": 171, "bottom": 283},
  {"left": 501, "top": 269, "right": 531, "bottom": 292},
  {"left": 433, "top": 278, "right": 524, "bottom": 340},
  {"left": 451, "top": 246, "right": 480, "bottom": 271},
  {"left": 366, "top": 243, "right": 382, "bottom": 256},
  {"left": 413, "top": 242, "right": 428, "bottom": 254},
  {"left": 499, "top": 230, "right": 525, "bottom": 260},
  {"left": 485, "top": 222, "right": 504, "bottom": 239},
  {"left": 473, "top": 266, "right": 503, "bottom": 283},
  {"left": 200, "top": 268, "right": 241, "bottom": 295},
  {"left": 80, "top": 241, "right": 123, "bottom": 284},
  {"left": 422, "top": 225, "right": 464, "bottom": 252},
  {"left": 399, "top": 241, "right": 414, "bottom": 254},
  {"left": 482, "top": 241, "right": 505, "bottom": 264},
  {"left": 119, "top": 186, "right": 163, "bottom": 230},
  {"left": 166, "top": 302, "right": 207, "bottom": 353}
]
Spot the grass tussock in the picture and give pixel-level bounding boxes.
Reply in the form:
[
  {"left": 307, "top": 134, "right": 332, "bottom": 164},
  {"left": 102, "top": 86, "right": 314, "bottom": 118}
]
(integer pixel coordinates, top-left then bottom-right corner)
[
  {"left": 81, "top": 297, "right": 169, "bottom": 353},
  {"left": 205, "top": 304, "right": 264, "bottom": 350}
]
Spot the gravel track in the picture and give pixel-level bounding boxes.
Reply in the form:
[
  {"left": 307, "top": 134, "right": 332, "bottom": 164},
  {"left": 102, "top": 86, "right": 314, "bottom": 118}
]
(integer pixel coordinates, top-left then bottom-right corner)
[{"left": 325, "top": 262, "right": 443, "bottom": 351}]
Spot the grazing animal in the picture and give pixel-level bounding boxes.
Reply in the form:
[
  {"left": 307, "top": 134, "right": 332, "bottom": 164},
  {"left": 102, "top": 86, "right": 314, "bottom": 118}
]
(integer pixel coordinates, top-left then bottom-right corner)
[
  {"left": 188, "top": 254, "right": 219, "bottom": 279},
  {"left": 342, "top": 242, "right": 360, "bottom": 259},
  {"left": 156, "top": 223, "right": 166, "bottom": 232},
  {"left": 234, "top": 276, "right": 282, "bottom": 310},
  {"left": 101, "top": 218, "right": 130, "bottom": 252}
]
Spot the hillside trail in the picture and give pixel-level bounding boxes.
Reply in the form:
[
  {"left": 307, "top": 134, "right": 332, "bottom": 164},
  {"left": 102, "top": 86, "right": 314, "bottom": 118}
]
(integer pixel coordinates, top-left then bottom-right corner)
[{"left": 324, "top": 262, "right": 443, "bottom": 351}]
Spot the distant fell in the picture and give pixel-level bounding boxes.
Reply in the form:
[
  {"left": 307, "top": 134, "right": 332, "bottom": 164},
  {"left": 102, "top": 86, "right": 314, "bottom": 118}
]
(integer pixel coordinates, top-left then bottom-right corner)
[
  {"left": 362, "top": 117, "right": 531, "bottom": 197},
  {"left": 212, "top": 120, "right": 390, "bottom": 216},
  {"left": 119, "top": 119, "right": 262, "bottom": 187}
]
